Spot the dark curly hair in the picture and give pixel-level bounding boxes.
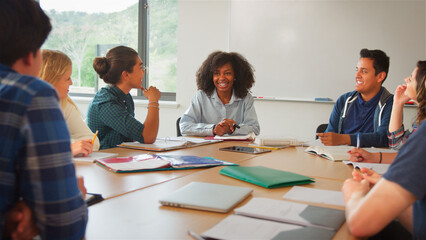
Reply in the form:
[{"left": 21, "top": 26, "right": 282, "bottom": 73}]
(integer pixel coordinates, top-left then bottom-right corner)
[
  {"left": 196, "top": 51, "right": 255, "bottom": 98},
  {"left": 93, "top": 46, "right": 138, "bottom": 84},
  {"left": 415, "top": 61, "right": 426, "bottom": 126}
]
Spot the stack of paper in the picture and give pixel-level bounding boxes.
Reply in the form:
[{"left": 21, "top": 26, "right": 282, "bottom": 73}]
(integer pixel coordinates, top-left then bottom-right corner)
[
  {"left": 202, "top": 198, "right": 345, "bottom": 239},
  {"left": 254, "top": 137, "right": 303, "bottom": 146}
]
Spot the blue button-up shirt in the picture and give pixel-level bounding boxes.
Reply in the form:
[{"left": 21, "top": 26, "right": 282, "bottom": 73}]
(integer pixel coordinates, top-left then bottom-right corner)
[
  {"left": 0, "top": 64, "right": 87, "bottom": 239},
  {"left": 180, "top": 90, "right": 260, "bottom": 136}
]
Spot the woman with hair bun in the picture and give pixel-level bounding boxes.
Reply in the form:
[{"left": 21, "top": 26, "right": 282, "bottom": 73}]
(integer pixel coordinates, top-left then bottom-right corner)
[
  {"left": 87, "top": 46, "right": 161, "bottom": 149},
  {"left": 179, "top": 51, "right": 260, "bottom": 137}
]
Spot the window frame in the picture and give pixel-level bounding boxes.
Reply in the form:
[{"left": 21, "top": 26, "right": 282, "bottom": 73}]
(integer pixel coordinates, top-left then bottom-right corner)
[{"left": 67, "top": 0, "right": 176, "bottom": 101}]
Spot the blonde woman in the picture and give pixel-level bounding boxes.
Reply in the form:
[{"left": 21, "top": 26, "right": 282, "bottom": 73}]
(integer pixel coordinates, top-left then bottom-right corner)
[{"left": 39, "top": 49, "right": 100, "bottom": 156}]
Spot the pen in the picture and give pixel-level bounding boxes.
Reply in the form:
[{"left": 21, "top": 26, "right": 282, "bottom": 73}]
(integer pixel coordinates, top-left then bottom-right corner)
[
  {"left": 188, "top": 230, "right": 204, "bottom": 240},
  {"left": 356, "top": 133, "right": 360, "bottom": 149},
  {"left": 91, "top": 130, "right": 98, "bottom": 145}
]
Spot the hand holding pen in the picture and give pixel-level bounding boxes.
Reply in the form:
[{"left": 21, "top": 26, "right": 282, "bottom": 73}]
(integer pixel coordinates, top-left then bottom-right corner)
[{"left": 213, "top": 119, "right": 239, "bottom": 136}]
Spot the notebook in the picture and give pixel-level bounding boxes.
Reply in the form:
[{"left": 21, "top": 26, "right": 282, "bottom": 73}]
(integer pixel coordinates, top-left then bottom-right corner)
[
  {"left": 159, "top": 182, "right": 253, "bottom": 213},
  {"left": 95, "top": 154, "right": 236, "bottom": 173},
  {"left": 220, "top": 166, "right": 314, "bottom": 188},
  {"left": 118, "top": 137, "right": 221, "bottom": 151},
  {"left": 304, "top": 145, "right": 353, "bottom": 161}
]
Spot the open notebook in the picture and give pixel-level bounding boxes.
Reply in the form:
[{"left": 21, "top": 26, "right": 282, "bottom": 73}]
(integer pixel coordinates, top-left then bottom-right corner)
[
  {"left": 95, "top": 154, "right": 236, "bottom": 173},
  {"left": 118, "top": 137, "right": 221, "bottom": 151},
  {"left": 304, "top": 145, "right": 353, "bottom": 161}
]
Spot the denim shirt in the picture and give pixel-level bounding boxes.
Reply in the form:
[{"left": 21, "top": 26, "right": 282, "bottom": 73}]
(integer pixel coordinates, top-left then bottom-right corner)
[{"left": 180, "top": 90, "right": 260, "bottom": 136}]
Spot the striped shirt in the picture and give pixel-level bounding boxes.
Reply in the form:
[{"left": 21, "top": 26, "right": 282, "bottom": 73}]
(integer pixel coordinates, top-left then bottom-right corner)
[
  {"left": 87, "top": 85, "right": 144, "bottom": 149},
  {"left": 0, "top": 64, "right": 87, "bottom": 239}
]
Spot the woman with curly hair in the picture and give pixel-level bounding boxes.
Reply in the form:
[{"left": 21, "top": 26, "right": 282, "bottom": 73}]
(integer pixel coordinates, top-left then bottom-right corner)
[
  {"left": 179, "top": 51, "right": 260, "bottom": 136},
  {"left": 349, "top": 61, "right": 426, "bottom": 163}
]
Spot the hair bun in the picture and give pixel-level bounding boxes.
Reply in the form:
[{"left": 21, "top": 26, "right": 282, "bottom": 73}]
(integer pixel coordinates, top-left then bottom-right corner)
[{"left": 93, "top": 56, "right": 110, "bottom": 78}]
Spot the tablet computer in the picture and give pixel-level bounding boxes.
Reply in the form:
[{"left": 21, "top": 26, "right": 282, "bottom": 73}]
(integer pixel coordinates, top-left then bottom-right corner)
[{"left": 219, "top": 146, "right": 271, "bottom": 154}]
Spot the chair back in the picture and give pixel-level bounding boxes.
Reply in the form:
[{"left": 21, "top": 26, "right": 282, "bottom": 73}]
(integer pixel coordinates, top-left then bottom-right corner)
[
  {"left": 176, "top": 117, "right": 182, "bottom": 136},
  {"left": 315, "top": 123, "right": 328, "bottom": 139}
]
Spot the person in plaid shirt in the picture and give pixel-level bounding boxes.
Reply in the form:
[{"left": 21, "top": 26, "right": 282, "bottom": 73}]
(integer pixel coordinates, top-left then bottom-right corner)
[{"left": 0, "top": 0, "right": 88, "bottom": 239}]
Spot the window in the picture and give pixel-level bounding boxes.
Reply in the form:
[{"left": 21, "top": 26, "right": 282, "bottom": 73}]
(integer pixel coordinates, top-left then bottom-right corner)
[{"left": 40, "top": 0, "right": 177, "bottom": 100}]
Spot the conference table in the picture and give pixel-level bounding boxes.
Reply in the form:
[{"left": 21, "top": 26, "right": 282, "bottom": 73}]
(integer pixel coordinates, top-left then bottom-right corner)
[
  {"left": 75, "top": 141, "right": 357, "bottom": 240},
  {"left": 76, "top": 141, "right": 258, "bottom": 199}
]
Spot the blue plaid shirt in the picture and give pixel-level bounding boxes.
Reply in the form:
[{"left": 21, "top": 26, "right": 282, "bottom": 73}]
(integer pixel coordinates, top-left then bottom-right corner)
[
  {"left": 0, "top": 64, "right": 87, "bottom": 239},
  {"left": 87, "top": 85, "right": 144, "bottom": 149}
]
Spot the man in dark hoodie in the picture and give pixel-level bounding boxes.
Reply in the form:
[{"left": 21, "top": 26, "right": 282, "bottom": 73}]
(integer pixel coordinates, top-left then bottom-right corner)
[{"left": 318, "top": 48, "right": 393, "bottom": 147}]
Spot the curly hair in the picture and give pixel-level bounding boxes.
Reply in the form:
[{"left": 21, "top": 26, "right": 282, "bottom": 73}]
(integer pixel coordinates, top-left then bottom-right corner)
[
  {"left": 415, "top": 61, "right": 426, "bottom": 125},
  {"left": 92, "top": 46, "right": 138, "bottom": 85},
  {"left": 196, "top": 51, "right": 255, "bottom": 98}
]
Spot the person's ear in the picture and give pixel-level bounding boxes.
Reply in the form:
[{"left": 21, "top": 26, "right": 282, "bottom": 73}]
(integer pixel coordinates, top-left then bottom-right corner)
[
  {"left": 376, "top": 72, "right": 386, "bottom": 83},
  {"left": 121, "top": 70, "right": 129, "bottom": 81},
  {"left": 22, "top": 52, "right": 35, "bottom": 67}
]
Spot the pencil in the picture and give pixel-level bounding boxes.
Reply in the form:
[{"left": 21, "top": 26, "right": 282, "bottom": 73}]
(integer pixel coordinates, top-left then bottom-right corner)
[
  {"left": 91, "top": 130, "right": 98, "bottom": 145},
  {"left": 249, "top": 145, "right": 284, "bottom": 150}
]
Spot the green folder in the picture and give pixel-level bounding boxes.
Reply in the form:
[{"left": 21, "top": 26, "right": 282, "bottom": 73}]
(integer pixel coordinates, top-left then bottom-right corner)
[{"left": 219, "top": 166, "right": 314, "bottom": 188}]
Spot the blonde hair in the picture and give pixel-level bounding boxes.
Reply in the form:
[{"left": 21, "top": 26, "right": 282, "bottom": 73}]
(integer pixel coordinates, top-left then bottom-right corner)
[{"left": 39, "top": 49, "right": 78, "bottom": 111}]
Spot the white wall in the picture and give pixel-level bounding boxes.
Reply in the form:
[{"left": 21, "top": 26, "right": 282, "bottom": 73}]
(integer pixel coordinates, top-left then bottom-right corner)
[{"left": 74, "top": 0, "right": 418, "bottom": 142}]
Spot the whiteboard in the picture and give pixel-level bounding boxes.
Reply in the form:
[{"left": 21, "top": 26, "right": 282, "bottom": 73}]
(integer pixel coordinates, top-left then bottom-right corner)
[{"left": 229, "top": 0, "right": 426, "bottom": 101}]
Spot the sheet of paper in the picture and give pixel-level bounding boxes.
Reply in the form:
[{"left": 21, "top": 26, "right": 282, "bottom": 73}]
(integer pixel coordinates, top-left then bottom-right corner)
[
  {"left": 157, "top": 136, "right": 221, "bottom": 144},
  {"left": 101, "top": 158, "right": 170, "bottom": 171},
  {"left": 202, "top": 215, "right": 302, "bottom": 240},
  {"left": 213, "top": 132, "right": 255, "bottom": 140},
  {"left": 234, "top": 198, "right": 310, "bottom": 226},
  {"left": 73, "top": 152, "right": 118, "bottom": 162},
  {"left": 283, "top": 186, "right": 344, "bottom": 207},
  {"left": 343, "top": 161, "right": 391, "bottom": 175}
]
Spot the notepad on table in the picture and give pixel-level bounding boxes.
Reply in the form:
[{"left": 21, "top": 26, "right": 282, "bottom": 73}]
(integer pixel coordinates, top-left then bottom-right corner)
[
  {"left": 304, "top": 145, "right": 353, "bottom": 161},
  {"left": 283, "top": 186, "right": 345, "bottom": 207},
  {"left": 343, "top": 161, "right": 391, "bottom": 175},
  {"left": 205, "top": 132, "right": 255, "bottom": 141},
  {"left": 73, "top": 151, "right": 118, "bottom": 163},
  {"left": 95, "top": 154, "right": 236, "bottom": 173},
  {"left": 219, "top": 166, "right": 314, "bottom": 188},
  {"left": 202, "top": 197, "right": 344, "bottom": 239},
  {"left": 117, "top": 137, "right": 221, "bottom": 151},
  {"left": 253, "top": 136, "right": 303, "bottom": 146}
]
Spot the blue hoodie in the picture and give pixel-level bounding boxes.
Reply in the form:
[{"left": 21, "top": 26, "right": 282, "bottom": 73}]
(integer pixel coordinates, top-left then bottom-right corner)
[{"left": 325, "top": 87, "right": 393, "bottom": 147}]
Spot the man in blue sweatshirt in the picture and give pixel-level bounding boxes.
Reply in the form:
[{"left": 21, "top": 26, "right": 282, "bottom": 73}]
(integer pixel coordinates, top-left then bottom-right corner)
[{"left": 317, "top": 49, "right": 393, "bottom": 147}]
